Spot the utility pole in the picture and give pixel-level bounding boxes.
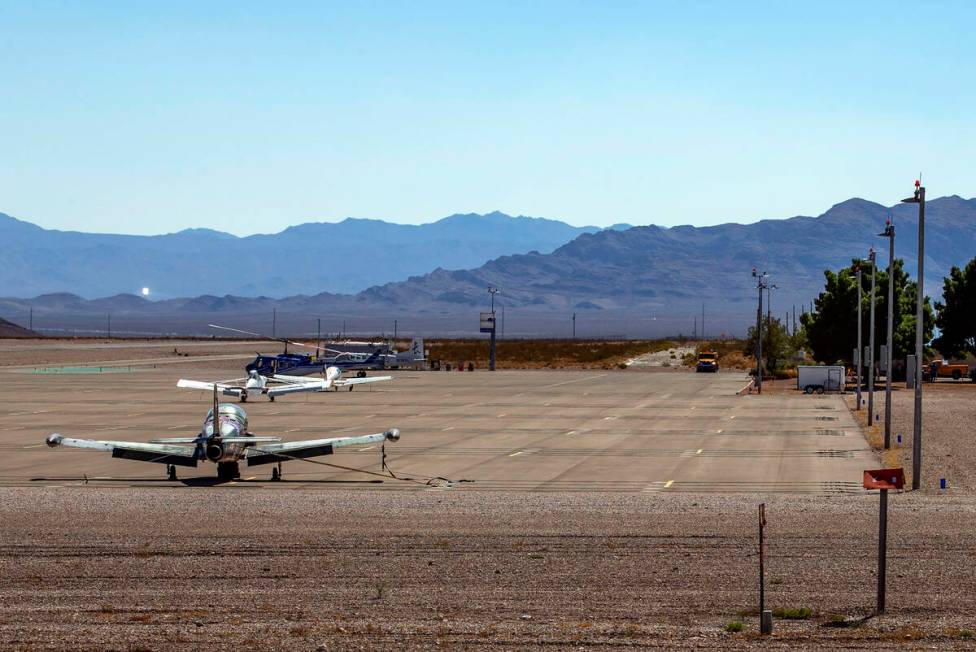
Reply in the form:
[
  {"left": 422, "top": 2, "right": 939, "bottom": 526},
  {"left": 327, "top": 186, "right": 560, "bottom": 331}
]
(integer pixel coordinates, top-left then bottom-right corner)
[
  {"left": 902, "top": 179, "right": 925, "bottom": 491},
  {"left": 28, "top": 306, "right": 33, "bottom": 331},
  {"left": 752, "top": 269, "right": 768, "bottom": 394},
  {"left": 792, "top": 304, "right": 796, "bottom": 334},
  {"left": 766, "top": 284, "right": 777, "bottom": 324},
  {"left": 880, "top": 218, "right": 895, "bottom": 448},
  {"left": 573, "top": 312, "right": 576, "bottom": 339},
  {"left": 488, "top": 287, "right": 498, "bottom": 371},
  {"left": 316, "top": 318, "right": 321, "bottom": 354},
  {"left": 856, "top": 263, "right": 863, "bottom": 411},
  {"left": 394, "top": 319, "right": 398, "bottom": 341},
  {"left": 868, "top": 248, "right": 877, "bottom": 425},
  {"left": 701, "top": 302, "right": 705, "bottom": 342},
  {"left": 272, "top": 309, "right": 277, "bottom": 338}
]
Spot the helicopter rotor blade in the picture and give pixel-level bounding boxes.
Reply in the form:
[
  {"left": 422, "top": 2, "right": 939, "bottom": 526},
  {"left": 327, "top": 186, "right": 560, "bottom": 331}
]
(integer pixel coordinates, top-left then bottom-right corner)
[{"left": 208, "top": 324, "right": 343, "bottom": 355}]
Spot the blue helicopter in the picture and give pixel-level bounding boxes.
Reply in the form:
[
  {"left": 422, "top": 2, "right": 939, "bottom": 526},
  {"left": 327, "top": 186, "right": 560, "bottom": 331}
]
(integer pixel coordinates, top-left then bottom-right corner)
[{"left": 210, "top": 324, "right": 388, "bottom": 378}]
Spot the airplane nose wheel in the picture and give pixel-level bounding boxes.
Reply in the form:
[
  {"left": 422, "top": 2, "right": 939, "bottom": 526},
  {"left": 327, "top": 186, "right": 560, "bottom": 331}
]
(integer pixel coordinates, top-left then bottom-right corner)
[
  {"left": 166, "top": 465, "right": 177, "bottom": 481},
  {"left": 240, "top": 391, "right": 248, "bottom": 403},
  {"left": 271, "top": 463, "right": 282, "bottom": 482},
  {"left": 269, "top": 395, "right": 275, "bottom": 402}
]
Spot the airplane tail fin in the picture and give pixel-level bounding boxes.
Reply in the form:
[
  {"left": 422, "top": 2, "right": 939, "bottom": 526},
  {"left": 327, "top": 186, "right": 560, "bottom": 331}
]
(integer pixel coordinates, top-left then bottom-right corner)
[{"left": 410, "top": 338, "right": 425, "bottom": 361}]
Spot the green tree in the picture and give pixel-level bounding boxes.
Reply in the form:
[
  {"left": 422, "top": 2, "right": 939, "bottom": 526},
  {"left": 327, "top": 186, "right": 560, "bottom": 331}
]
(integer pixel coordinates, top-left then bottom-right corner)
[
  {"left": 800, "top": 258, "right": 933, "bottom": 365},
  {"left": 934, "top": 257, "right": 976, "bottom": 358},
  {"left": 745, "top": 316, "right": 795, "bottom": 373}
]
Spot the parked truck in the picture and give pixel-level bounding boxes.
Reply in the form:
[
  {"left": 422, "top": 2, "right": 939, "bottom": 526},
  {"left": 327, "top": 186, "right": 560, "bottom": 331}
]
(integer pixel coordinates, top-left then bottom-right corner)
[
  {"left": 696, "top": 350, "right": 719, "bottom": 373},
  {"left": 922, "top": 359, "right": 971, "bottom": 381}
]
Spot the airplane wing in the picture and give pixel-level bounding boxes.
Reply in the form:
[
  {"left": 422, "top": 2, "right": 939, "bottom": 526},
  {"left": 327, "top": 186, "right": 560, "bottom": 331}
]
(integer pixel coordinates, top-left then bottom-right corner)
[
  {"left": 177, "top": 378, "right": 246, "bottom": 398},
  {"left": 265, "top": 376, "right": 330, "bottom": 396},
  {"left": 45, "top": 433, "right": 199, "bottom": 467},
  {"left": 245, "top": 428, "right": 399, "bottom": 467},
  {"left": 334, "top": 375, "right": 393, "bottom": 388}
]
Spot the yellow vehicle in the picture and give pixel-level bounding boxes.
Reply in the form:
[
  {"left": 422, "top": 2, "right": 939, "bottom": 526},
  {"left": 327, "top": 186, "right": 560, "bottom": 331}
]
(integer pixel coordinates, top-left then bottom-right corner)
[
  {"left": 696, "top": 350, "right": 719, "bottom": 373},
  {"left": 923, "top": 360, "right": 971, "bottom": 381}
]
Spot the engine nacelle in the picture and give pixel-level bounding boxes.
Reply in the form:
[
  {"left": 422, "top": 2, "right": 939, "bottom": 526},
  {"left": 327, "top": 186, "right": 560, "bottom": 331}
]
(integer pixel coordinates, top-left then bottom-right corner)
[{"left": 206, "top": 442, "right": 225, "bottom": 462}]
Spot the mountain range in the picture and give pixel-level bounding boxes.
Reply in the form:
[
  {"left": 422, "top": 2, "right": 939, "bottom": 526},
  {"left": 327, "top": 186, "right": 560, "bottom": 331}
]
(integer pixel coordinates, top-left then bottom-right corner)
[
  {"left": 1, "top": 196, "right": 973, "bottom": 337},
  {"left": 0, "top": 210, "right": 629, "bottom": 298}
]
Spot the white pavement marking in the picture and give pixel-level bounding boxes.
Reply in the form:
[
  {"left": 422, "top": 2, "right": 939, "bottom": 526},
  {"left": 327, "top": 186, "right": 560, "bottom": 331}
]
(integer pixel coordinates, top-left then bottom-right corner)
[
  {"left": 509, "top": 451, "right": 524, "bottom": 457},
  {"left": 664, "top": 480, "right": 674, "bottom": 488},
  {"left": 441, "top": 426, "right": 455, "bottom": 432},
  {"left": 565, "top": 430, "right": 576, "bottom": 435},
  {"left": 541, "top": 374, "right": 607, "bottom": 389}
]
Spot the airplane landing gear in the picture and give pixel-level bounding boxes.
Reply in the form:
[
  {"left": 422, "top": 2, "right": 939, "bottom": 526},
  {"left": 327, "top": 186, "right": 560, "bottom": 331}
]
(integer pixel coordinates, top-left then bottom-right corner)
[
  {"left": 166, "top": 464, "right": 177, "bottom": 481},
  {"left": 217, "top": 462, "right": 240, "bottom": 481},
  {"left": 357, "top": 370, "right": 367, "bottom": 378},
  {"left": 269, "top": 395, "right": 275, "bottom": 402},
  {"left": 271, "top": 463, "right": 282, "bottom": 482},
  {"left": 240, "top": 391, "right": 248, "bottom": 403}
]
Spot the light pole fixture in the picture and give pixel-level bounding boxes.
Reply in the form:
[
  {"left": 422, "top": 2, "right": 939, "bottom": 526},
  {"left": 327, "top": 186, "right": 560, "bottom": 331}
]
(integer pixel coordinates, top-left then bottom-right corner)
[
  {"left": 487, "top": 287, "right": 499, "bottom": 371},
  {"left": 855, "top": 262, "right": 862, "bottom": 411},
  {"left": 752, "top": 268, "right": 769, "bottom": 394},
  {"left": 901, "top": 179, "right": 925, "bottom": 491},
  {"left": 879, "top": 218, "right": 895, "bottom": 449},
  {"left": 868, "top": 248, "right": 877, "bottom": 426}
]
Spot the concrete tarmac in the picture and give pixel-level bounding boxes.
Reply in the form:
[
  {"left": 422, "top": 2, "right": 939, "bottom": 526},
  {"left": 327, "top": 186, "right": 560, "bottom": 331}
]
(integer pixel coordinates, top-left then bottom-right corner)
[{"left": 0, "top": 363, "right": 875, "bottom": 493}]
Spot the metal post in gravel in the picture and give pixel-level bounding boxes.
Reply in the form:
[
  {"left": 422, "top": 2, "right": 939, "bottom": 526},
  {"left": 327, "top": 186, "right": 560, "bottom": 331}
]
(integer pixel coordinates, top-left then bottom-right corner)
[
  {"left": 902, "top": 181, "right": 925, "bottom": 491},
  {"left": 867, "top": 249, "right": 876, "bottom": 425},
  {"left": 880, "top": 220, "right": 895, "bottom": 448},
  {"left": 759, "top": 503, "right": 772, "bottom": 634},
  {"left": 856, "top": 264, "right": 862, "bottom": 411}
]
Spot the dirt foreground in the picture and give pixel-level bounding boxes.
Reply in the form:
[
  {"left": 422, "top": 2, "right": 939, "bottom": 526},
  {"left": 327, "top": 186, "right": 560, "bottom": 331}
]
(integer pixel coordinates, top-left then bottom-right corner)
[{"left": 1, "top": 489, "right": 974, "bottom": 651}]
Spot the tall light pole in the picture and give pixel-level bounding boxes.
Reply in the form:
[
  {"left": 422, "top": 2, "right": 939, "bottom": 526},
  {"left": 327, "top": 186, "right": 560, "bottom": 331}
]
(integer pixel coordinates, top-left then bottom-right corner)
[
  {"left": 766, "top": 284, "right": 778, "bottom": 323},
  {"left": 879, "top": 218, "right": 895, "bottom": 449},
  {"left": 868, "top": 248, "right": 877, "bottom": 425},
  {"left": 487, "top": 287, "right": 498, "bottom": 371},
  {"left": 752, "top": 269, "right": 768, "bottom": 394},
  {"left": 855, "top": 263, "right": 863, "bottom": 411},
  {"left": 902, "top": 179, "right": 925, "bottom": 491}
]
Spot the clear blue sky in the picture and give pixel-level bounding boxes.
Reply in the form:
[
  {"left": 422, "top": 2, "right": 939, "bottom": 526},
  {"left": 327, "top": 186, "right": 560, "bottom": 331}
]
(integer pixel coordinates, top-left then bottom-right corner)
[{"left": 1, "top": 1, "right": 973, "bottom": 235}]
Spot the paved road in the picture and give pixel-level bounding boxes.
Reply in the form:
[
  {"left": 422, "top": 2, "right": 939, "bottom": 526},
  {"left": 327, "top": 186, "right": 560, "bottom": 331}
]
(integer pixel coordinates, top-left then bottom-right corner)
[{"left": 0, "top": 364, "right": 874, "bottom": 493}]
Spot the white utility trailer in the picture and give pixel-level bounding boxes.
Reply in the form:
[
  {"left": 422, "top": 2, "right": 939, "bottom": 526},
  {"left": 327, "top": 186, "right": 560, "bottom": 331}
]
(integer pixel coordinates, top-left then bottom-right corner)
[{"left": 796, "top": 365, "right": 846, "bottom": 394}]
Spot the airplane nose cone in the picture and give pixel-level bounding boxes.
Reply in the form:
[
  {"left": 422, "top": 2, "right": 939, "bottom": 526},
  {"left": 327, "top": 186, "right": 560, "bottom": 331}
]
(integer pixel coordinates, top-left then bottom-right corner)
[
  {"left": 46, "top": 433, "right": 63, "bottom": 447},
  {"left": 384, "top": 428, "right": 400, "bottom": 442}
]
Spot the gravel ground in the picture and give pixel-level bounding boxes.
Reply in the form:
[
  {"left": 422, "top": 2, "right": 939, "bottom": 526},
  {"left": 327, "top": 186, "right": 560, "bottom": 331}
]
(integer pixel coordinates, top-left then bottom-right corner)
[
  {"left": 847, "top": 382, "right": 976, "bottom": 495},
  {"left": 1, "top": 489, "right": 975, "bottom": 650},
  {"left": 626, "top": 346, "right": 694, "bottom": 367}
]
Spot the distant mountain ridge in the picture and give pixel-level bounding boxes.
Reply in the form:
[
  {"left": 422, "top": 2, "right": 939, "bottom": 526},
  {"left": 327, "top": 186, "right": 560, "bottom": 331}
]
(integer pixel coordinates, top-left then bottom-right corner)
[
  {"left": 2, "top": 196, "right": 974, "bottom": 337},
  {"left": 0, "top": 210, "right": 630, "bottom": 298}
]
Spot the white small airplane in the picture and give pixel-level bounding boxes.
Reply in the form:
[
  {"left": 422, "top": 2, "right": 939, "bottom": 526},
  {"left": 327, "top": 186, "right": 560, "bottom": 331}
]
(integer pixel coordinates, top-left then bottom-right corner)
[
  {"left": 46, "top": 387, "right": 400, "bottom": 481},
  {"left": 177, "top": 366, "right": 393, "bottom": 402}
]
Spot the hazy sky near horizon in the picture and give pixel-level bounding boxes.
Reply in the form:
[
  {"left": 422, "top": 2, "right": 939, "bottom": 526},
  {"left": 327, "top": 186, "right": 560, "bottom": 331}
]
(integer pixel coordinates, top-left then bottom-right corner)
[{"left": 1, "top": 1, "right": 974, "bottom": 236}]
